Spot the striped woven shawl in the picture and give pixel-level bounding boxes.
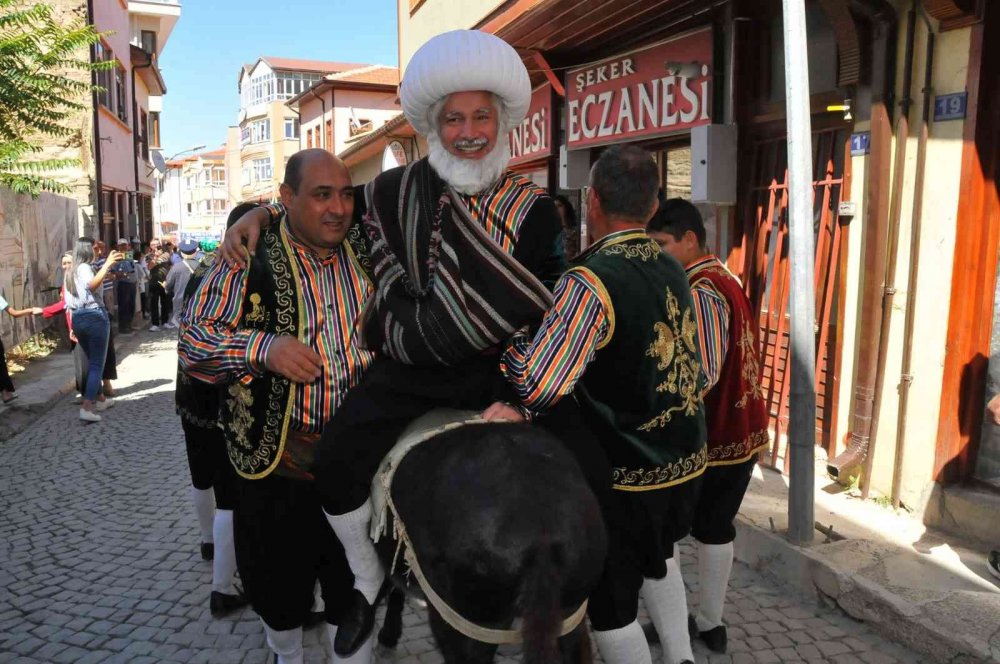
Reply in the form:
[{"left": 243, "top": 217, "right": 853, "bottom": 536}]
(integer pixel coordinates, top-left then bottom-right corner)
[{"left": 360, "top": 159, "right": 553, "bottom": 366}]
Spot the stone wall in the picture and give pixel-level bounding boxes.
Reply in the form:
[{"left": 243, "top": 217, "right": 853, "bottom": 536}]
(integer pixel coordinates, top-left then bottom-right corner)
[{"left": 0, "top": 188, "right": 79, "bottom": 349}]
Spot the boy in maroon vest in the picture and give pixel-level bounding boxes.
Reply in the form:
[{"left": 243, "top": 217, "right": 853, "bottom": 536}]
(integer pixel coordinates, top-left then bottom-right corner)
[{"left": 648, "top": 199, "right": 770, "bottom": 654}]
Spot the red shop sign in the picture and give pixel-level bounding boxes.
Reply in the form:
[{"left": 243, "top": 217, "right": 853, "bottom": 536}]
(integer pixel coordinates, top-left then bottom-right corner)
[
  {"left": 566, "top": 28, "right": 713, "bottom": 150},
  {"left": 508, "top": 84, "right": 553, "bottom": 167}
]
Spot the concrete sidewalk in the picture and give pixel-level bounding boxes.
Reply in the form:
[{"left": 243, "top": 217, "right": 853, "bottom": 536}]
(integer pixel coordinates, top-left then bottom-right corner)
[
  {"left": 735, "top": 457, "right": 1000, "bottom": 663},
  {"left": 0, "top": 324, "right": 166, "bottom": 442}
]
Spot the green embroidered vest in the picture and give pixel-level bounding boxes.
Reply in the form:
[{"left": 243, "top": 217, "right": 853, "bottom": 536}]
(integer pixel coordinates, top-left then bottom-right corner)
[
  {"left": 572, "top": 230, "right": 708, "bottom": 492},
  {"left": 219, "top": 225, "right": 301, "bottom": 480}
]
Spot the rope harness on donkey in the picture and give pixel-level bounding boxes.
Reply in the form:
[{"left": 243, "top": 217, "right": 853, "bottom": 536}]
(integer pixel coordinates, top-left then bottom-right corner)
[{"left": 369, "top": 412, "right": 589, "bottom": 645}]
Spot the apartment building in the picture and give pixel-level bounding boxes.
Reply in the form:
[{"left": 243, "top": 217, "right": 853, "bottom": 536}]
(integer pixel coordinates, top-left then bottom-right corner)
[
  {"left": 41, "top": 0, "right": 180, "bottom": 243},
  {"left": 231, "top": 57, "right": 368, "bottom": 202}
]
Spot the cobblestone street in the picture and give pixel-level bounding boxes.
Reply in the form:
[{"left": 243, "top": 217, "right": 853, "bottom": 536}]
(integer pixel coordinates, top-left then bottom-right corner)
[{"left": 0, "top": 333, "right": 930, "bottom": 664}]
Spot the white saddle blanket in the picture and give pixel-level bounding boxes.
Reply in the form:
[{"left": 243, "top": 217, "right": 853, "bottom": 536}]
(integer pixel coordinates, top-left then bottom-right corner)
[{"left": 369, "top": 408, "right": 485, "bottom": 543}]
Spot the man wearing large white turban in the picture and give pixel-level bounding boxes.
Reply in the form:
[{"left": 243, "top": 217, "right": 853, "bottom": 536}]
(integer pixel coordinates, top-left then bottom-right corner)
[{"left": 222, "top": 29, "right": 607, "bottom": 662}]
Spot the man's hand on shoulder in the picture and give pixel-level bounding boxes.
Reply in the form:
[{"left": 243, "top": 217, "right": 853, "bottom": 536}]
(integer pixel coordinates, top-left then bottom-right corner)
[
  {"left": 221, "top": 207, "right": 270, "bottom": 270},
  {"left": 264, "top": 335, "right": 323, "bottom": 384}
]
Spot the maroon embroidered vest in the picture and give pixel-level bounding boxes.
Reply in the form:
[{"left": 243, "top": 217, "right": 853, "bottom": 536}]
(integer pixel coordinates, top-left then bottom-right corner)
[{"left": 688, "top": 257, "right": 770, "bottom": 465}]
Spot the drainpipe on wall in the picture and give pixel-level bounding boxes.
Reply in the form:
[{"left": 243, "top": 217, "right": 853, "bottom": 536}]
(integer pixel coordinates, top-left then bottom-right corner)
[
  {"left": 827, "top": 0, "right": 898, "bottom": 483},
  {"left": 132, "top": 51, "right": 153, "bottom": 242},
  {"left": 857, "top": 3, "right": 918, "bottom": 499},
  {"left": 891, "top": 7, "right": 935, "bottom": 508},
  {"left": 86, "top": 0, "right": 103, "bottom": 240}
]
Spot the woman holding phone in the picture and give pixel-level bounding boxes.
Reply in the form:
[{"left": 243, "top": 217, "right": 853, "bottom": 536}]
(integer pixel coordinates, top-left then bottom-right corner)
[{"left": 64, "top": 238, "right": 121, "bottom": 422}]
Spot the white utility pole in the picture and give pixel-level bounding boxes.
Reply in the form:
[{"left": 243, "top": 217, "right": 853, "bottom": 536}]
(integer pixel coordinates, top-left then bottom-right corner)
[{"left": 782, "top": 0, "right": 817, "bottom": 544}]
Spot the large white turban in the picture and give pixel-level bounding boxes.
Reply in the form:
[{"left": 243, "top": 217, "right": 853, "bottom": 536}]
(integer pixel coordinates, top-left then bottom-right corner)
[{"left": 400, "top": 30, "right": 531, "bottom": 136}]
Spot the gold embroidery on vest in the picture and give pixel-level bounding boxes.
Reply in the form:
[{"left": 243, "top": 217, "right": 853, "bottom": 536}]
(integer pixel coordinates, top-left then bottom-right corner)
[
  {"left": 245, "top": 293, "right": 266, "bottom": 323},
  {"left": 735, "top": 320, "right": 767, "bottom": 408},
  {"left": 226, "top": 382, "right": 255, "bottom": 472},
  {"left": 639, "top": 289, "right": 703, "bottom": 431},
  {"left": 612, "top": 446, "right": 708, "bottom": 490},
  {"left": 707, "top": 429, "right": 771, "bottom": 464},
  {"left": 602, "top": 239, "right": 660, "bottom": 262}
]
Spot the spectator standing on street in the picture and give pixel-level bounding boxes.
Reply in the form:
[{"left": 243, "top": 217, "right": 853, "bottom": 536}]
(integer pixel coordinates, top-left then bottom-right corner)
[
  {"left": 0, "top": 295, "right": 45, "bottom": 404},
  {"left": 135, "top": 244, "right": 150, "bottom": 321},
  {"left": 648, "top": 199, "right": 771, "bottom": 655},
  {"left": 164, "top": 240, "right": 200, "bottom": 329},
  {"left": 91, "top": 241, "right": 116, "bottom": 320},
  {"left": 554, "top": 194, "right": 580, "bottom": 262},
  {"left": 148, "top": 251, "right": 172, "bottom": 331},
  {"left": 110, "top": 238, "right": 138, "bottom": 334},
  {"left": 65, "top": 238, "right": 121, "bottom": 422},
  {"left": 180, "top": 152, "right": 364, "bottom": 664}
]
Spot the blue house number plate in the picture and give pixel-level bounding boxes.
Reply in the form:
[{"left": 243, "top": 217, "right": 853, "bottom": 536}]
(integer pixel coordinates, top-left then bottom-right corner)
[
  {"left": 934, "top": 93, "right": 967, "bottom": 122},
  {"left": 850, "top": 133, "right": 870, "bottom": 156}
]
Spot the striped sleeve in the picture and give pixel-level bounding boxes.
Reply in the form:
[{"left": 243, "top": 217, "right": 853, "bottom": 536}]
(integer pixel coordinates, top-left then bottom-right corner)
[
  {"left": 690, "top": 280, "right": 730, "bottom": 391},
  {"left": 500, "top": 269, "right": 611, "bottom": 413},
  {"left": 263, "top": 203, "right": 284, "bottom": 224},
  {"left": 178, "top": 256, "right": 275, "bottom": 384}
]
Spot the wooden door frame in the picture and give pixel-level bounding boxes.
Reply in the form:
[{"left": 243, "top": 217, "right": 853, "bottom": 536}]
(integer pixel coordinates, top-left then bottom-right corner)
[{"left": 934, "top": 6, "right": 1000, "bottom": 484}]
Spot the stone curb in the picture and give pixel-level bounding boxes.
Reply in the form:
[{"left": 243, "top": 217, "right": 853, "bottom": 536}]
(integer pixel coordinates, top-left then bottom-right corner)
[{"left": 733, "top": 514, "right": 997, "bottom": 663}]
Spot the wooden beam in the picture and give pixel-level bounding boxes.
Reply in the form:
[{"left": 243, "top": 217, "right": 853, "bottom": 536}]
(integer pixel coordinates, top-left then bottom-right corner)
[{"left": 529, "top": 50, "right": 565, "bottom": 97}]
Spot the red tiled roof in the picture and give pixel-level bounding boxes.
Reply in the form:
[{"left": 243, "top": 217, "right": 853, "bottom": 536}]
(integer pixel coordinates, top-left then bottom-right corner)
[
  {"left": 327, "top": 65, "right": 400, "bottom": 86},
  {"left": 260, "top": 56, "right": 369, "bottom": 73}
]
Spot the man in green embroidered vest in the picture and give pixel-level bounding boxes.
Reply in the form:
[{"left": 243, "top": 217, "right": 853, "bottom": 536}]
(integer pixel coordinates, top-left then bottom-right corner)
[
  {"left": 179, "top": 150, "right": 374, "bottom": 664},
  {"left": 495, "top": 146, "right": 707, "bottom": 664},
  {"left": 648, "top": 199, "right": 770, "bottom": 655}
]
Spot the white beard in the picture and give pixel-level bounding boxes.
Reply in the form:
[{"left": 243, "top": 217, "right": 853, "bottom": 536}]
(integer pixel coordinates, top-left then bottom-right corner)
[{"left": 427, "top": 131, "right": 511, "bottom": 195}]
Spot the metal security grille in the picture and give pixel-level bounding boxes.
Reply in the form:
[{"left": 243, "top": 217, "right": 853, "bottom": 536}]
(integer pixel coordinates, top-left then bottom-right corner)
[{"left": 739, "top": 126, "right": 849, "bottom": 471}]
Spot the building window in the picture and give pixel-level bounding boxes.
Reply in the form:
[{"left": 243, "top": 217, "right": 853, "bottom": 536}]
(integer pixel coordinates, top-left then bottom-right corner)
[
  {"left": 250, "top": 118, "right": 270, "bottom": 144},
  {"left": 326, "top": 119, "right": 333, "bottom": 149},
  {"left": 186, "top": 203, "right": 193, "bottom": 214},
  {"left": 140, "top": 30, "right": 157, "bottom": 55},
  {"left": 114, "top": 67, "right": 128, "bottom": 123},
  {"left": 306, "top": 128, "right": 313, "bottom": 149},
  {"left": 148, "top": 111, "right": 161, "bottom": 148},
  {"left": 251, "top": 157, "right": 272, "bottom": 182},
  {"left": 241, "top": 126, "right": 251, "bottom": 146},
  {"left": 95, "top": 42, "right": 113, "bottom": 110},
  {"left": 212, "top": 168, "right": 225, "bottom": 185},
  {"left": 241, "top": 70, "right": 323, "bottom": 111},
  {"left": 285, "top": 118, "right": 300, "bottom": 139},
  {"left": 138, "top": 110, "right": 149, "bottom": 160}
]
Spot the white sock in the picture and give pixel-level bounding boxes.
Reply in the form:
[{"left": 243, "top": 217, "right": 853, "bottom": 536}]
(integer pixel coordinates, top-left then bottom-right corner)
[
  {"left": 325, "top": 500, "right": 384, "bottom": 604},
  {"left": 212, "top": 509, "right": 237, "bottom": 594},
  {"left": 592, "top": 621, "right": 652, "bottom": 664},
  {"left": 264, "top": 623, "right": 303, "bottom": 664},
  {"left": 191, "top": 487, "right": 214, "bottom": 544},
  {"left": 696, "top": 541, "right": 734, "bottom": 631},
  {"left": 312, "top": 580, "right": 325, "bottom": 613},
  {"left": 640, "top": 546, "right": 694, "bottom": 664},
  {"left": 327, "top": 624, "right": 374, "bottom": 664}
]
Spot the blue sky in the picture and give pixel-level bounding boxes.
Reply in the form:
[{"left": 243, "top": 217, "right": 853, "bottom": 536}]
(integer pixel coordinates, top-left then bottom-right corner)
[{"left": 157, "top": 0, "right": 399, "bottom": 158}]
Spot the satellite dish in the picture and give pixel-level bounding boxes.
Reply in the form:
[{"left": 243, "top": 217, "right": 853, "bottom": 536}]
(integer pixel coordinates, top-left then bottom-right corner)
[{"left": 151, "top": 151, "right": 167, "bottom": 174}]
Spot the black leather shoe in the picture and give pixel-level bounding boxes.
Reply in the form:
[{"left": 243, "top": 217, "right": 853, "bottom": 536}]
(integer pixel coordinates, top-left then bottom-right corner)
[
  {"left": 333, "top": 589, "right": 374, "bottom": 656},
  {"left": 210, "top": 590, "right": 249, "bottom": 618},
  {"left": 698, "top": 624, "right": 727, "bottom": 653},
  {"left": 200, "top": 542, "right": 214, "bottom": 561}
]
